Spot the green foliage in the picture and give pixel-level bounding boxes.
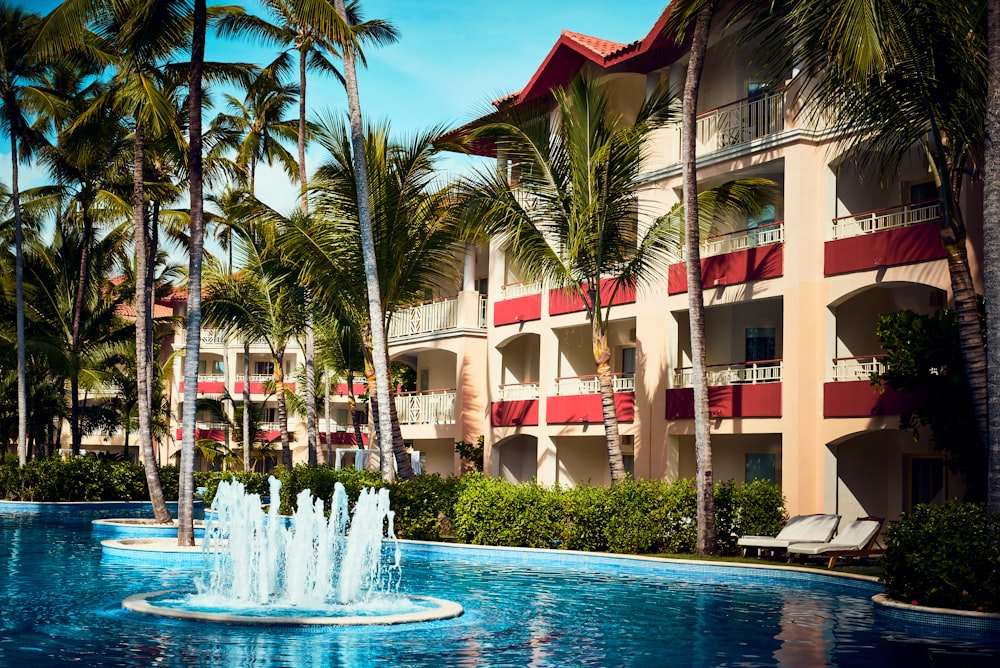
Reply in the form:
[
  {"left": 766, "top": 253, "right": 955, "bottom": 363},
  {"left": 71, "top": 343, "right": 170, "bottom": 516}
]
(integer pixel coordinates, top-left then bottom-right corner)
[
  {"left": 454, "top": 435, "right": 484, "bottom": 472},
  {"left": 881, "top": 502, "right": 1000, "bottom": 612},
  {"left": 875, "top": 304, "right": 986, "bottom": 500},
  {"left": 452, "top": 474, "right": 563, "bottom": 548},
  {"left": 388, "top": 474, "right": 461, "bottom": 541},
  {"left": 195, "top": 471, "right": 270, "bottom": 507},
  {"left": 0, "top": 457, "right": 161, "bottom": 501},
  {"left": 714, "top": 479, "right": 787, "bottom": 555}
]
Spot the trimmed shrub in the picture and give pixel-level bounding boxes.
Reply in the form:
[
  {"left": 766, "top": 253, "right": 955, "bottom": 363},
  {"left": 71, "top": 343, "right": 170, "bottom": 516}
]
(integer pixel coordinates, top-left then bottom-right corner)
[
  {"left": 388, "top": 474, "right": 461, "bottom": 541},
  {"left": 0, "top": 457, "right": 149, "bottom": 501},
  {"left": 881, "top": 502, "right": 1000, "bottom": 612},
  {"left": 452, "top": 473, "right": 563, "bottom": 548},
  {"left": 660, "top": 478, "right": 698, "bottom": 553},
  {"left": 196, "top": 471, "right": 270, "bottom": 506},
  {"left": 714, "top": 479, "right": 787, "bottom": 555}
]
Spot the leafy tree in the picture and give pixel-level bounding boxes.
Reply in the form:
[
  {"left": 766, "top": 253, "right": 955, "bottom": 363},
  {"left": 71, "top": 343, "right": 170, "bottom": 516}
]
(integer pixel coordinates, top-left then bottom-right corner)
[{"left": 874, "top": 303, "right": 987, "bottom": 501}]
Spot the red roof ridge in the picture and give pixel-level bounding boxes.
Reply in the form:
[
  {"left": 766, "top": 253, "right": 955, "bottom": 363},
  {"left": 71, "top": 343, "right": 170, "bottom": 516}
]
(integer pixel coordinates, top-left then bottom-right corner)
[{"left": 560, "top": 30, "right": 627, "bottom": 60}]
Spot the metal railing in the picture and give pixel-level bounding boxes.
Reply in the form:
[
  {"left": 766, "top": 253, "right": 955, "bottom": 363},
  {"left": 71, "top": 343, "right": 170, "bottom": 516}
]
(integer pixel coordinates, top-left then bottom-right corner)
[
  {"left": 394, "top": 388, "right": 456, "bottom": 424},
  {"left": 678, "top": 221, "right": 784, "bottom": 261},
  {"left": 554, "top": 373, "right": 635, "bottom": 396},
  {"left": 499, "top": 280, "right": 543, "bottom": 300},
  {"left": 673, "top": 359, "right": 783, "bottom": 387},
  {"left": 830, "top": 200, "right": 940, "bottom": 240},
  {"left": 388, "top": 297, "right": 459, "bottom": 339},
  {"left": 831, "top": 355, "right": 886, "bottom": 382},
  {"left": 497, "top": 382, "right": 540, "bottom": 401},
  {"left": 695, "top": 90, "right": 786, "bottom": 154}
]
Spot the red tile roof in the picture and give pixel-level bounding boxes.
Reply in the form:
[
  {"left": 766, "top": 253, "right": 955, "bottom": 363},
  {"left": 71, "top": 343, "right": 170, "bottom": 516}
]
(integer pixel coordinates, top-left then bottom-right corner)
[{"left": 560, "top": 30, "right": 628, "bottom": 59}]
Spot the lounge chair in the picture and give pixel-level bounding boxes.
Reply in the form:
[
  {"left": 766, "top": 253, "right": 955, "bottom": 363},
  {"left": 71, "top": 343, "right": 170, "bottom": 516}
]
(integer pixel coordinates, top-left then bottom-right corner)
[
  {"left": 785, "top": 516, "right": 884, "bottom": 568},
  {"left": 737, "top": 514, "right": 841, "bottom": 556}
]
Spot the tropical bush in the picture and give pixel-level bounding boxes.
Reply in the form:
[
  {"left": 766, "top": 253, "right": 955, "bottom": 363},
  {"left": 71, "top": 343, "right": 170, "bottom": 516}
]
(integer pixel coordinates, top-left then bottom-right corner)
[
  {"left": 714, "top": 479, "right": 788, "bottom": 555},
  {"left": 881, "top": 502, "right": 1000, "bottom": 612},
  {"left": 0, "top": 457, "right": 152, "bottom": 501}
]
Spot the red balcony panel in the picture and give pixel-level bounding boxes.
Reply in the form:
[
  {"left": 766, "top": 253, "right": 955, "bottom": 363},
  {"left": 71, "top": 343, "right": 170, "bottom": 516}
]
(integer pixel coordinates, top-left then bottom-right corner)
[
  {"left": 175, "top": 428, "right": 227, "bottom": 441},
  {"left": 491, "top": 400, "right": 539, "bottom": 427},
  {"left": 823, "top": 380, "right": 922, "bottom": 417},
  {"left": 546, "top": 392, "right": 635, "bottom": 424},
  {"left": 333, "top": 382, "right": 368, "bottom": 396},
  {"left": 198, "top": 382, "right": 226, "bottom": 394},
  {"left": 548, "top": 278, "right": 636, "bottom": 316},
  {"left": 665, "top": 384, "right": 782, "bottom": 419},
  {"left": 259, "top": 430, "right": 281, "bottom": 442},
  {"left": 668, "top": 245, "right": 784, "bottom": 295},
  {"left": 319, "top": 432, "right": 369, "bottom": 446},
  {"left": 234, "top": 382, "right": 294, "bottom": 394},
  {"left": 824, "top": 221, "right": 945, "bottom": 276},
  {"left": 494, "top": 293, "right": 542, "bottom": 325}
]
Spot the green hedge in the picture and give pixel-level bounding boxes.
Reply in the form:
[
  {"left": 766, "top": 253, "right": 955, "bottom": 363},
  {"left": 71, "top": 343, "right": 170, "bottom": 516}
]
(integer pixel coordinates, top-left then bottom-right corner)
[
  {"left": 452, "top": 474, "right": 785, "bottom": 554},
  {"left": 881, "top": 502, "right": 1000, "bottom": 612},
  {"left": 0, "top": 457, "right": 153, "bottom": 501}
]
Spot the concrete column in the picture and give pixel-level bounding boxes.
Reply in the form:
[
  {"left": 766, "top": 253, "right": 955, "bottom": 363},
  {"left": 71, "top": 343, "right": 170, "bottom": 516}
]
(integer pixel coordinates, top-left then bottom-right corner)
[{"left": 463, "top": 243, "right": 476, "bottom": 292}]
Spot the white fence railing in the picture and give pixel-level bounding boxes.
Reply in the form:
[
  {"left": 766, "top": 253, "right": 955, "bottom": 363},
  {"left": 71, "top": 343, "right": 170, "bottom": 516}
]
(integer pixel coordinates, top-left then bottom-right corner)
[
  {"left": 196, "top": 374, "right": 225, "bottom": 383},
  {"left": 200, "top": 329, "right": 227, "bottom": 345},
  {"left": 388, "top": 297, "right": 459, "bottom": 339},
  {"left": 195, "top": 421, "right": 228, "bottom": 431},
  {"left": 831, "top": 356, "right": 886, "bottom": 382},
  {"left": 499, "top": 280, "right": 543, "bottom": 300},
  {"left": 554, "top": 373, "right": 635, "bottom": 396},
  {"left": 695, "top": 91, "right": 785, "bottom": 154},
  {"left": 478, "top": 295, "right": 488, "bottom": 328},
  {"left": 674, "top": 360, "right": 783, "bottom": 388},
  {"left": 679, "top": 222, "right": 784, "bottom": 261},
  {"left": 498, "top": 383, "right": 540, "bottom": 401},
  {"left": 394, "top": 389, "right": 456, "bottom": 425},
  {"left": 830, "top": 201, "right": 940, "bottom": 240}
]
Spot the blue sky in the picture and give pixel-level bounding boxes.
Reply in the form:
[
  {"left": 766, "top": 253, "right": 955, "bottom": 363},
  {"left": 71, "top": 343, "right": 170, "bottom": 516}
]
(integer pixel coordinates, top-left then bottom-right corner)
[{"left": 4, "top": 0, "right": 668, "bottom": 214}]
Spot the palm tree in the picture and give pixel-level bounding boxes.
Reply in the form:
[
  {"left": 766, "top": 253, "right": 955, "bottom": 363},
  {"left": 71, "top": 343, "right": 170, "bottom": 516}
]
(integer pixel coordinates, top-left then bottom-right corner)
[
  {"left": 214, "top": 0, "right": 397, "bottom": 472},
  {"left": 750, "top": 0, "right": 990, "bottom": 460},
  {"left": 459, "top": 75, "right": 677, "bottom": 484},
  {"left": 282, "top": 118, "right": 461, "bottom": 480},
  {"left": 0, "top": 3, "right": 46, "bottom": 467},
  {"left": 985, "top": 0, "right": 1000, "bottom": 512},
  {"left": 201, "top": 232, "right": 309, "bottom": 470}
]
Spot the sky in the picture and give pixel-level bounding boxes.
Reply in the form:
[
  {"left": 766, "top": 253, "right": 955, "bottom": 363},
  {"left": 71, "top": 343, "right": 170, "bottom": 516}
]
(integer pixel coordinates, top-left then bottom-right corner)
[{"left": 3, "top": 0, "right": 668, "bottom": 215}]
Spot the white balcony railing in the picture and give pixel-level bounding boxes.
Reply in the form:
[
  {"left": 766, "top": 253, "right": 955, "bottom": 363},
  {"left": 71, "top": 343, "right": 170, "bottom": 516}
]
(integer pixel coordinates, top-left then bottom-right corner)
[
  {"left": 678, "top": 222, "right": 784, "bottom": 261},
  {"left": 388, "top": 297, "right": 459, "bottom": 339},
  {"left": 830, "top": 200, "right": 940, "bottom": 241},
  {"left": 499, "top": 280, "right": 543, "bottom": 300},
  {"left": 831, "top": 355, "right": 886, "bottom": 382},
  {"left": 196, "top": 374, "right": 225, "bottom": 383},
  {"left": 554, "top": 373, "right": 635, "bottom": 396},
  {"left": 673, "top": 360, "right": 783, "bottom": 388},
  {"left": 394, "top": 389, "right": 456, "bottom": 425},
  {"left": 318, "top": 420, "right": 369, "bottom": 434},
  {"left": 479, "top": 295, "right": 488, "bottom": 328},
  {"left": 694, "top": 90, "right": 786, "bottom": 154},
  {"left": 195, "top": 421, "right": 228, "bottom": 431},
  {"left": 201, "top": 329, "right": 227, "bottom": 345},
  {"left": 258, "top": 422, "right": 280, "bottom": 431},
  {"left": 498, "top": 382, "right": 540, "bottom": 401}
]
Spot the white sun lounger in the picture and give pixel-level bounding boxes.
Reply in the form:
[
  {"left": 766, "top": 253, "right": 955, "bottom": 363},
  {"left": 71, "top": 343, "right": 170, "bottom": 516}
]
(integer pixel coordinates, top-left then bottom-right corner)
[
  {"left": 737, "top": 514, "right": 842, "bottom": 554},
  {"left": 785, "top": 517, "right": 884, "bottom": 568}
]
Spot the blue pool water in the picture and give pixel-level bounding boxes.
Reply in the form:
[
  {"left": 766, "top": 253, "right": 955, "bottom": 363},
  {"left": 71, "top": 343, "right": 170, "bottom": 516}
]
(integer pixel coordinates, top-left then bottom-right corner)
[{"left": 2, "top": 504, "right": 998, "bottom": 667}]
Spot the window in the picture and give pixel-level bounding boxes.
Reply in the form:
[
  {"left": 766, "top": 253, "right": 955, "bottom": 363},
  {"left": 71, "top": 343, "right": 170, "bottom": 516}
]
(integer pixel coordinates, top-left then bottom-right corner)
[
  {"left": 254, "top": 361, "right": 274, "bottom": 376},
  {"left": 909, "top": 457, "right": 946, "bottom": 508},
  {"left": 336, "top": 409, "right": 349, "bottom": 426},
  {"left": 746, "top": 453, "right": 776, "bottom": 484},
  {"left": 621, "top": 347, "right": 636, "bottom": 376},
  {"left": 419, "top": 368, "right": 430, "bottom": 392},
  {"left": 623, "top": 454, "right": 635, "bottom": 479},
  {"left": 745, "top": 328, "right": 776, "bottom": 363},
  {"left": 909, "top": 181, "right": 937, "bottom": 204},
  {"left": 262, "top": 408, "right": 277, "bottom": 423},
  {"left": 199, "top": 360, "right": 224, "bottom": 376}
]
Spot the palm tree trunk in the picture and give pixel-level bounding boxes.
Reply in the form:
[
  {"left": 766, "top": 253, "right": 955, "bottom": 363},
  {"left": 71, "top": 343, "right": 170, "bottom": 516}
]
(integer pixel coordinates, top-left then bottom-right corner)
[
  {"left": 243, "top": 342, "right": 251, "bottom": 471},
  {"left": 10, "top": 129, "right": 27, "bottom": 467},
  {"left": 324, "top": 368, "right": 332, "bottom": 463},
  {"left": 275, "top": 354, "right": 292, "bottom": 469},
  {"left": 387, "top": 387, "right": 416, "bottom": 480},
  {"left": 984, "top": 0, "right": 1000, "bottom": 513},
  {"left": 593, "top": 323, "right": 626, "bottom": 482},
  {"left": 334, "top": 0, "right": 396, "bottom": 482},
  {"left": 70, "top": 374, "right": 81, "bottom": 455},
  {"left": 178, "top": 0, "right": 207, "bottom": 546},
  {"left": 133, "top": 121, "right": 171, "bottom": 524},
  {"left": 347, "top": 368, "right": 363, "bottom": 448},
  {"left": 683, "top": 6, "right": 717, "bottom": 556},
  {"left": 70, "top": 205, "right": 93, "bottom": 458},
  {"left": 305, "top": 318, "right": 318, "bottom": 466}
]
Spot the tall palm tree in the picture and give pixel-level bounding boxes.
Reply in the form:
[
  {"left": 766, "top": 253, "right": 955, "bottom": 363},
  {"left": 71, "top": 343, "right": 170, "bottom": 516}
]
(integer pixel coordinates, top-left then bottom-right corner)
[
  {"left": 0, "top": 2, "right": 46, "bottom": 467},
  {"left": 282, "top": 118, "right": 460, "bottom": 480},
  {"left": 214, "top": 0, "right": 397, "bottom": 471},
  {"left": 202, "top": 231, "right": 309, "bottom": 470},
  {"left": 985, "top": 0, "right": 1000, "bottom": 513},
  {"left": 459, "top": 75, "right": 677, "bottom": 484}
]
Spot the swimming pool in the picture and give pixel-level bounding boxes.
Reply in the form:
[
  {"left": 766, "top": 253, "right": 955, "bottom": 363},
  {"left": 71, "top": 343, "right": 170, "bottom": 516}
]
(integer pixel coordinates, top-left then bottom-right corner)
[{"left": 2, "top": 503, "right": 998, "bottom": 666}]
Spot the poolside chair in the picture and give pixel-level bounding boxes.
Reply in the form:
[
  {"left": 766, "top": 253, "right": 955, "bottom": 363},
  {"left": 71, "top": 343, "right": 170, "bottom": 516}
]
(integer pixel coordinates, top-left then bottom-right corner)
[
  {"left": 737, "top": 514, "right": 841, "bottom": 556},
  {"left": 785, "top": 516, "right": 884, "bottom": 569}
]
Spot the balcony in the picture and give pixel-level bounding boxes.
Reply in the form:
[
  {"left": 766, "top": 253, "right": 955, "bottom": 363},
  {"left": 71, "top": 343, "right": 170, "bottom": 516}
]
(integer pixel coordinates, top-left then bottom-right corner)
[
  {"left": 498, "top": 382, "right": 540, "bottom": 401},
  {"left": 554, "top": 373, "right": 635, "bottom": 395},
  {"left": 695, "top": 90, "right": 786, "bottom": 155},
  {"left": 201, "top": 329, "right": 228, "bottom": 345},
  {"left": 546, "top": 373, "right": 635, "bottom": 424},
  {"left": 394, "top": 388, "right": 456, "bottom": 425},
  {"left": 666, "top": 360, "right": 782, "bottom": 419},
  {"left": 668, "top": 223, "right": 784, "bottom": 294},
  {"left": 495, "top": 281, "right": 544, "bottom": 326},
  {"left": 388, "top": 294, "right": 488, "bottom": 341},
  {"left": 824, "top": 355, "right": 918, "bottom": 418},
  {"left": 825, "top": 201, "right": 945, "bottom": 275}
]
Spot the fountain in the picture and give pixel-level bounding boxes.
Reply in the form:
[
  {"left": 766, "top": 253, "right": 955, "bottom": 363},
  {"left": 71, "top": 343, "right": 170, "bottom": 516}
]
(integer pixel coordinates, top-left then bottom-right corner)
[{"left": 122, "top": 478, "right": 462, "bottom": 625}]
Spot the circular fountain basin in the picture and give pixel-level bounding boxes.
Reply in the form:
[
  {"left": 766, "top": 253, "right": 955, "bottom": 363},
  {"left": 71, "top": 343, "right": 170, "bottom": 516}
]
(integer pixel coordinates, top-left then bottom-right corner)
[
  {"left": 93, "top": 518, "right": 206, "bottom": 539},
  {"left": 123, "top": 589, "right": 464, "bottom": 626}
]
